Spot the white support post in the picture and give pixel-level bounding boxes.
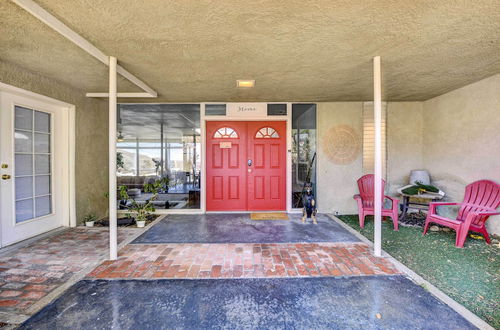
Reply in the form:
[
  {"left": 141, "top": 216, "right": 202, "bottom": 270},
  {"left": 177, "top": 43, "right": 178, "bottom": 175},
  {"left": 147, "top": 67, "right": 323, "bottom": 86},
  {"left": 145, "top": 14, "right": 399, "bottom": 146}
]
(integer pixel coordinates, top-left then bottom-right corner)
[
  {"left": 109, "top": 56, "right": 118, "bottom": 260},
  {"left": 373, "top": 56, "right": 383, "bottom": 257}
]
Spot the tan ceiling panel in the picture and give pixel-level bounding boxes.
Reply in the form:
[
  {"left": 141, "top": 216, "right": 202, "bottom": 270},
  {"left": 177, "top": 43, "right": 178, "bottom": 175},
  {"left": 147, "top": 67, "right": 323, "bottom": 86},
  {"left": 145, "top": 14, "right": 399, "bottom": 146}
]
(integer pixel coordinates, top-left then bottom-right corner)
[{"left": 2, "top": 0, "right": 500, "bottom": 101}]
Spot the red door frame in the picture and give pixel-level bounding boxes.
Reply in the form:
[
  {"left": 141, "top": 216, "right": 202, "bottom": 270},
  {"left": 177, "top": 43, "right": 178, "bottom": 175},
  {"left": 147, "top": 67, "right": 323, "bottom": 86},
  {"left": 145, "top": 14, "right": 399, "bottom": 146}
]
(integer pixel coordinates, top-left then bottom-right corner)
[{"left": 206, "top": 121, "right": 287, "bottom": 211}]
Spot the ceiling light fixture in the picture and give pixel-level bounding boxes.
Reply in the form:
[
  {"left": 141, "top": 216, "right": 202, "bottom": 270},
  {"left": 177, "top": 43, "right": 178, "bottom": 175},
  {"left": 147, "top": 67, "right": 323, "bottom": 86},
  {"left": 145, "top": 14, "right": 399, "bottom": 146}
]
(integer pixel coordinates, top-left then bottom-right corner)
[
  {"left": 236, "top": 80, "right": 255, "bottom": 88},
  {"left": 117, "top": 131, "right": 124, "bottom": 142}
]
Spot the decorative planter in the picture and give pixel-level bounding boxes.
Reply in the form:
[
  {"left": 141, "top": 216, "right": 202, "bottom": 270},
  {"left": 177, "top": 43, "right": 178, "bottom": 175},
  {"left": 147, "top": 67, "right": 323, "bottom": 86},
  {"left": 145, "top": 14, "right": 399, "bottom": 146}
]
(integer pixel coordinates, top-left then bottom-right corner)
[
  {"left": 85, "top": 221, "right": 95, "bottom": 227},
  {"left": 409, "top": 170, "right": 431, "bottom": 185},
  {"left": 136, "top": 220, "right": 146, "bottom": 228}
]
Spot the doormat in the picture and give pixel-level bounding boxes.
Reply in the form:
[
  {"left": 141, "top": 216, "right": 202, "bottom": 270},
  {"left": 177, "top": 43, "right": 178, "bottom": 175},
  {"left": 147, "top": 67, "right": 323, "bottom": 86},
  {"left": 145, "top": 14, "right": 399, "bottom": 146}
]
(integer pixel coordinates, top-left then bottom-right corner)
[{"left": 250, "top": 213, "right": 289, "bottom": 220}]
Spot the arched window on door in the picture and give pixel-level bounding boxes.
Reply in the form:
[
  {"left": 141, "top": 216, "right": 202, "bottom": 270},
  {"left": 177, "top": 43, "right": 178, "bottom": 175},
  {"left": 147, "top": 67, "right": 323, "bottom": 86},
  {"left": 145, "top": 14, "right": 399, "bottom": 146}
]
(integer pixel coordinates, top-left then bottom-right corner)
[
  {"left": 214, "top": 127, "right": 239, "bottom": 138},
  {"left": 255, "top": 127, "right": 279, "bottom": 138}
]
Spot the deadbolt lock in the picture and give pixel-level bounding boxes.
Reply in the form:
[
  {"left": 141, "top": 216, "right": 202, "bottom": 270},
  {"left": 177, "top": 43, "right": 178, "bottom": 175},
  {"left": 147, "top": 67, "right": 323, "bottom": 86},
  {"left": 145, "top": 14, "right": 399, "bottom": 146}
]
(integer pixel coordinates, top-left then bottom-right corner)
[
  {"left": 1, "top": 164, "right": 7, "bottom": 169},
  {"left": 2, "top": 174, "right": 11, "bottom": 180}
]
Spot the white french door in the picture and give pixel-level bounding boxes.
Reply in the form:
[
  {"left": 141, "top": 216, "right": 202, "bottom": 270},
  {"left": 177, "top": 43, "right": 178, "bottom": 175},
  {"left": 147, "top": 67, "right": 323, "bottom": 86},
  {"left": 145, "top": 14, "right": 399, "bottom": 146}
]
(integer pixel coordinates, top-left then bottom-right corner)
[{"left": 0, "top": 90, "right": 70, "bottom": 247}]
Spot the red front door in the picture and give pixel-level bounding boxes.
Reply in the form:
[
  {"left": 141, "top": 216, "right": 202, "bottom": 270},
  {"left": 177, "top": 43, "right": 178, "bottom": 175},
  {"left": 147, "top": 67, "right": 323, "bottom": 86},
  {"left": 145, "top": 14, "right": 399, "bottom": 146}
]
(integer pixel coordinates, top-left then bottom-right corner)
[{"left": 206, "top": 121, "right": 286, "bottom": 211}]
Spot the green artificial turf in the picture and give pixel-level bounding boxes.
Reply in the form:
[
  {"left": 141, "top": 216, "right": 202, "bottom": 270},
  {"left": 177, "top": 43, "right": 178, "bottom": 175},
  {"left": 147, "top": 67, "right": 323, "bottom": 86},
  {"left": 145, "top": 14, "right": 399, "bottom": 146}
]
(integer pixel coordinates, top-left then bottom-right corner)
[{"left": 337, "top": 215, "right": 500, "bottom": 328}]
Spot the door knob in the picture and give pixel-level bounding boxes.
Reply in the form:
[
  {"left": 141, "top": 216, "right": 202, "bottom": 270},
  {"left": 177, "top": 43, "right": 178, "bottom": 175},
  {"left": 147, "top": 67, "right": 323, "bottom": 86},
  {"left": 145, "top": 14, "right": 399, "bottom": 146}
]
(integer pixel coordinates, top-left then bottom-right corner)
[
  {"left": 248, "top": 159, "right": 252, "bottom": 166},
  {"left": 2, "top": 174, "right": 11, "bottom": 180}
]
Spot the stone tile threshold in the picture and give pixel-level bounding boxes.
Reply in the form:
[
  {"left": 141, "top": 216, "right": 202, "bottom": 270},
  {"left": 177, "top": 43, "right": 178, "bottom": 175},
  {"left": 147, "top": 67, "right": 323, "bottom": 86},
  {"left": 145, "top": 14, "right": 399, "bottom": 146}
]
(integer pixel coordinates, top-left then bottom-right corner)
[{"left": 87, "top": 242, "right": 400, "bottom": 280}]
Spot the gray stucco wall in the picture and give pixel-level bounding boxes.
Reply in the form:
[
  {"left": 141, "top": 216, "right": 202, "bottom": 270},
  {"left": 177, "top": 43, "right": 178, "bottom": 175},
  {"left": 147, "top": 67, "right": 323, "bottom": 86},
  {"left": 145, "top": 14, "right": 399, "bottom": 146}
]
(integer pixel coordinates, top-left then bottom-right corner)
[
  {"left": 0, "top": 60, "right": 109, "bottom": 223},
  {"left": 423, "top": 74, "right": 500, "bottom": 235}
]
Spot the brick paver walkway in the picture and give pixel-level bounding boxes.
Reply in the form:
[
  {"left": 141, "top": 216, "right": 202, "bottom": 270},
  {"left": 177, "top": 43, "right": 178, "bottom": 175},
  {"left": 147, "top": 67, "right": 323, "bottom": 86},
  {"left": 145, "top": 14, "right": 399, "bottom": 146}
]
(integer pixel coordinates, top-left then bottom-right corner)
[
  {"left": 88, "top": 242, "right": 400, "bottom": 279},
  {"left": 0, "top": 228, "right": 136, "bottom": 313}
]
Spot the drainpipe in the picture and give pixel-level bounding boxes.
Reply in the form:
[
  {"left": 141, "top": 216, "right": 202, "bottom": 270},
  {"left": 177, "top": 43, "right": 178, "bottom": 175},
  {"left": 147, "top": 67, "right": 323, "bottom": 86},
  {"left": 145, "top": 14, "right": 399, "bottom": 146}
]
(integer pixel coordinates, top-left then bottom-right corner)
[
  {"left": 109, "top": 56, "right": 118, "bottom": 260},
  {"left": 373, "top": 56, "right": 382, "bottom": 257}
]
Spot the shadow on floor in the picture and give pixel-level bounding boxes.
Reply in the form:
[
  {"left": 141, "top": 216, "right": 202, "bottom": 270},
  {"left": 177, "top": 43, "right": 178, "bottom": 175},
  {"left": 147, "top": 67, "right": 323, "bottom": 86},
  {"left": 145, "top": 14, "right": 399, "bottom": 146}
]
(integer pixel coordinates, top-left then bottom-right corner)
[
  {"left": 131, "top": 213, "right": 361, "bottom": 244},
  {"left": 20, "top": 276, "right": 474, "bottom": 330}
]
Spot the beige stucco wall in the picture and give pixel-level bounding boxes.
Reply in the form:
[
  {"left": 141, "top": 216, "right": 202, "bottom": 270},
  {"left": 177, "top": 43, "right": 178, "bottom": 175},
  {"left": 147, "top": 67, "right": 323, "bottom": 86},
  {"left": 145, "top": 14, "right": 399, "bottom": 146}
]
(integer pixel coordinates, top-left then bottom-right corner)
[
  {"left": 422, "top": 74, "right": 500, "bottom": 235},
  {"left": 316, "top": 101, "right": 424, "bottom": 214},
  {"left": 316, "top": 102, "right": 363, "bottom": 214},
  {"left": 0, "top": 60, "right": 109, "bottom": 223},
  {"left": 386, "top": 102, "right": 424, "bottom": 195}
]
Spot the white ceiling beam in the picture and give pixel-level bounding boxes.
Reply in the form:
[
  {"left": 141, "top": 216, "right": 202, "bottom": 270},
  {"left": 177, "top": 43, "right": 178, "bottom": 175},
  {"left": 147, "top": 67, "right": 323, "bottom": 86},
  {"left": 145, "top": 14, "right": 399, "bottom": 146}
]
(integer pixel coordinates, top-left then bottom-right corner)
[
  {"left": 85, "top": 92, "right": 157, "bottom": 98},
  {"left": 12, "top": 0, "right": 157, "bottom": 98}
]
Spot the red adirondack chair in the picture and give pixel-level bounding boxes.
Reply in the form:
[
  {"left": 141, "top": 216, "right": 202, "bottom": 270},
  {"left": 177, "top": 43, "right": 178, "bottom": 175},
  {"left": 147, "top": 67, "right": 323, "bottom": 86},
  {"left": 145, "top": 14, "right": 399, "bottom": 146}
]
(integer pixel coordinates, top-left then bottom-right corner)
[
  {"left": 353, "top": 174, "right": 399, "bottom": 231},
  {"left": 423, "top": 180, "right": 500, "bottom": 247}
]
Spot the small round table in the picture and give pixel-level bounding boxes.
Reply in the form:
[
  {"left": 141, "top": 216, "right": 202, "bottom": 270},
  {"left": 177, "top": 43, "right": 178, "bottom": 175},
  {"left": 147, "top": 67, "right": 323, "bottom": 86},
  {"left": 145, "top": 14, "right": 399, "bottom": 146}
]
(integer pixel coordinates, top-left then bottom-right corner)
[{"left": 397, "top": 185, "right": 445, "bottom": 221}]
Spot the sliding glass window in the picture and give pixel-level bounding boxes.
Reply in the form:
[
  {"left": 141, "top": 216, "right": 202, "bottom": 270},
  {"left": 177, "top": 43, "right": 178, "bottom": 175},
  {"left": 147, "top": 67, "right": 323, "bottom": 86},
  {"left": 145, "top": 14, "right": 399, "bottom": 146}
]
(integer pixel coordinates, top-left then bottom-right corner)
[{"left": 117, "top": 104, "right": 201, "bottom": 210}]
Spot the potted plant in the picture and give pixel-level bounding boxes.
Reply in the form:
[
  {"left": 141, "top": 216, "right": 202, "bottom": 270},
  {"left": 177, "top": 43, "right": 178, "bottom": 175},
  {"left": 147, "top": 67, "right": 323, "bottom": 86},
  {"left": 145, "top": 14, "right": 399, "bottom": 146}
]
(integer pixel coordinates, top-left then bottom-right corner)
[
  {"left": 127, "top": 180, "right": 161, "bottom": 228},
  {"left": 83, "top": 214, "right": 97, "bottom": 227},
  {"left": 127, "top": 201, "right": 155, "bottom": 228},
  {"left": 129, "top": 201, "right": 155, "bottom": 228}
]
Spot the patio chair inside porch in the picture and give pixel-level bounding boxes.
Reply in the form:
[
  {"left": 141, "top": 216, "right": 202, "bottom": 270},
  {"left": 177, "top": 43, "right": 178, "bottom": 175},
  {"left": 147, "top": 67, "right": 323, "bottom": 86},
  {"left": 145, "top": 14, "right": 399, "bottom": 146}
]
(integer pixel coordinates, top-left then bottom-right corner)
[
  {"left": 423, "top": 180, "right": 500, "bottom": 247},
  {"left": 354, "top": 174, "right": 399, "bottom": 231}
]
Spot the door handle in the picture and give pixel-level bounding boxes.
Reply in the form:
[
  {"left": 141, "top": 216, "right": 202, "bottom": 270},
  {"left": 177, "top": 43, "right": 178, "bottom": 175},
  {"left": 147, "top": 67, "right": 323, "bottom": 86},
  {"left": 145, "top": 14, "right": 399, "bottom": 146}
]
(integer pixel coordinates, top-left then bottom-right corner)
[
  {"left": 247, "top": 159, "right": 252, "bottom": 166},
  {"left": 2, "top": 174, "right": 11, "bottom": 180}
]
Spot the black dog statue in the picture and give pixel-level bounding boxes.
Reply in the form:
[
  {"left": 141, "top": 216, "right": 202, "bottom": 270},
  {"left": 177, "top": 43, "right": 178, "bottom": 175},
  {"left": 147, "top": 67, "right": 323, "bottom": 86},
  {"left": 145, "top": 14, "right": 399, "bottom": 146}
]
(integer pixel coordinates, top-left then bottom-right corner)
[{"left": 301, "top": 182, "right": 317, "bottom": 224}]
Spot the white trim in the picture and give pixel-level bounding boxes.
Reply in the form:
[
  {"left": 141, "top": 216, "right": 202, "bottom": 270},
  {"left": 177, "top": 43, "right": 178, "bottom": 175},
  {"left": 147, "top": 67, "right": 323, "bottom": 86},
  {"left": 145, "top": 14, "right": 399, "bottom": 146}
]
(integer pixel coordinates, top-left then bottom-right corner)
[
  {"left": 286, "top": 102, "right": 292, "bottom": 213},
  {"left": 68, "top": 105, "right": 76, "bottom": 227},
  {"left": 85, "top": 93, "right": 157, "bottom": 98},
  {"left": 12, "top": 0, "right": 157, "bottom": 98},
  {"left": 0, "top": 83, "right": 75, "bottom": 245},
  {"left": 0, "top": 82, "right": 74, "bottom": 108},
  {"left": 115, "top": 66, "right": 156, "bottom": 97},
  {"left": 200, "top": 103, "right": 207, "bottom": 213}
]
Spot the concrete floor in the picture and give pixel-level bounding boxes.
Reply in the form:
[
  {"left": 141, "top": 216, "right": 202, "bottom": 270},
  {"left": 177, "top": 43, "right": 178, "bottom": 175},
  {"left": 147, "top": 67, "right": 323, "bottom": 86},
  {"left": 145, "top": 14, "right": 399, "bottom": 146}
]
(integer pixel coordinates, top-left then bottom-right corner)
[
  {"left": 132, "top": 213, "right": 361, "bottom": 244},
  {"left": 19, "top": 276, "right": 474, "bottom": 330}
]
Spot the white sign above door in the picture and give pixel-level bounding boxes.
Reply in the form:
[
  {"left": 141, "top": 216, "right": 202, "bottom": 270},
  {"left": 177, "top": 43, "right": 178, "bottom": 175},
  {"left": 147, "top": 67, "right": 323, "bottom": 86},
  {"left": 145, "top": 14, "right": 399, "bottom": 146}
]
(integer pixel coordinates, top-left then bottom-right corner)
[{"left": 226, "top": 103, "right": 267, "bottom": 117}]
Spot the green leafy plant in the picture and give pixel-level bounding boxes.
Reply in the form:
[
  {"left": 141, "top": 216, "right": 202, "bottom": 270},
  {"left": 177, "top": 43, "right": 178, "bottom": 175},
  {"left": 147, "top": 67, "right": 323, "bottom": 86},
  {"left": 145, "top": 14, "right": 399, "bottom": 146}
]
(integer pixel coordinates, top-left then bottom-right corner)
[
  {"left": 128, "top": 199, "right": 155, "bottom": 222},
  {"left": 152, "top": 158, "right": 162, "bottom": 175},
  {"left": 83, "top": 214, "right": 97, "bottom": 223},
  {"left": 127, "top": 180, "right": 164, "bottom": 223},
  {"left": 144, "top": 177, "right": 170, "bottom": 194},
  {"left": 402, "top": 181, "right": 440, "bottom": 195},
  {"left": 118, "top": 185, "right": 129, "bottom": 201},
  {"left": 117, "top": 152, "right": 125, "bottom": 170}
]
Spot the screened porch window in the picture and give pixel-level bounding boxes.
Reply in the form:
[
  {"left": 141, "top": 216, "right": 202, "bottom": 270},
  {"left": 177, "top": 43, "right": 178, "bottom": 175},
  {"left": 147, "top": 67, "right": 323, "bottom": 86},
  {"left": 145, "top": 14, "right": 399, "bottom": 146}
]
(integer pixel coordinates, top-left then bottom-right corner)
[{"left": 116, "top": 104, "right": 201, "bottom": 209}]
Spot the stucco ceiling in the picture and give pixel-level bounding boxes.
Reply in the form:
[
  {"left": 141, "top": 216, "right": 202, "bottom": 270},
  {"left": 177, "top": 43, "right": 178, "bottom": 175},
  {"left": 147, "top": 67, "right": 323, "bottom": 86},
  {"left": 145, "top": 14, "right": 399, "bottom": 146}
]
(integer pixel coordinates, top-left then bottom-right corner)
[{"left": 1, "top": 0, "right": 500, "bottom": 101}]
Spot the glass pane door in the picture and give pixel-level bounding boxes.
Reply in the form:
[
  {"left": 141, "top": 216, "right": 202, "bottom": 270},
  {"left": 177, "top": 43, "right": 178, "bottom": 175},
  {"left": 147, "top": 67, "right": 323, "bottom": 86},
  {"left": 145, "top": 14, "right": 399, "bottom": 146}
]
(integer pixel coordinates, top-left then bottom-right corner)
[
  {"left": 14, "top": 106, "right": 52, "bottom": 222},
  {"left": 291, "top": 104, "right": 317, "bottom": 208}
]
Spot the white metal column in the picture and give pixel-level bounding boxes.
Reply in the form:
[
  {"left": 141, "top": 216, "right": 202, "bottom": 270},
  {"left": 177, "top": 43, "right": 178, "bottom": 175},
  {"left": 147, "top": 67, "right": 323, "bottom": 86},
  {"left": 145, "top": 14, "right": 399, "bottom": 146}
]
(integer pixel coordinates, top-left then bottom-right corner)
[
  {"left": 373, "top": 56, "right": 382, "bottom": 257},
  {"left": 109, "top": 56, "right": 118, "bottom": 260}
]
